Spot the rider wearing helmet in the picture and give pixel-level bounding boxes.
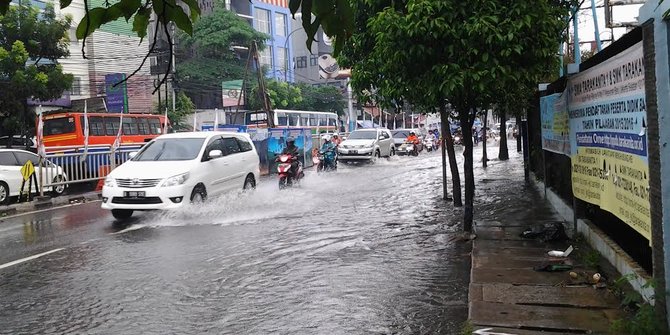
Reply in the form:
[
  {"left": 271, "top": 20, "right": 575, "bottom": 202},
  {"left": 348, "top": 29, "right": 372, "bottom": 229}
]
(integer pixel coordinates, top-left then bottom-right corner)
[
  {"left": 406, "top": 131, "right": 420, "bottom": 144},
  {"left": 281, "top": 137, "right": 301, "bottom": 175},
  {"left": 321, "top": 135, "right": 336, "bottom": 152}
]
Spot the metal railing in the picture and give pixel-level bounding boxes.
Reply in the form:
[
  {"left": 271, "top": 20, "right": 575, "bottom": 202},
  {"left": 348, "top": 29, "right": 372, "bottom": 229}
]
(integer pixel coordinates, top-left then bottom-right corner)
[{"left": 39, "top": 144, "right": 142, "bottom": 192}]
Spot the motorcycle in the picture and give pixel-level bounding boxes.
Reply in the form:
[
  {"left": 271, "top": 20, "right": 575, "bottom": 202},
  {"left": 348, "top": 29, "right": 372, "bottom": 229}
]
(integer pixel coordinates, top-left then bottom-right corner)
[
  {"left": 397, "top": 141, "right": 419, "bottom": 156},
  {"left": 423, "top": 136, "right": 437, "bottom": 152},
  {"left": 316, "top": 148, "right": 337, "bottom": 172},
  {"left": 453, "top": 134, "right": 463, "bottom": 145},
  {"left": 276, "top": 154, "right": 304, "bottom": 189}
]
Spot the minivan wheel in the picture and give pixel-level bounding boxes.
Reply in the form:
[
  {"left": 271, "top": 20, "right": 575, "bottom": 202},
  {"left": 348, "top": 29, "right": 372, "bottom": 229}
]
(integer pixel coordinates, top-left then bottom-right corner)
[
  {"left": 243, "top": 175, "right": 256, "bottom": 191},
  {"left": 111, "top": 209, "right": 133, "bottom": 220},
  {"left": 190, "top": 185, "right": 207, "bottom": 203},
  {"left": 0, "top": 182, "right": 9, "bottom": 205}
]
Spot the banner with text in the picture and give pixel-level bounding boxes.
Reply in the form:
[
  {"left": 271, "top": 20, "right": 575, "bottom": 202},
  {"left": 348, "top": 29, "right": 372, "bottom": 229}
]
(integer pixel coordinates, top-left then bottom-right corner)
[
  {"left": 567, "top": 41, "right": 650, "bottom": 240},
  {"left": 540, "top": 91, "right": 571, "bottom": 155}
]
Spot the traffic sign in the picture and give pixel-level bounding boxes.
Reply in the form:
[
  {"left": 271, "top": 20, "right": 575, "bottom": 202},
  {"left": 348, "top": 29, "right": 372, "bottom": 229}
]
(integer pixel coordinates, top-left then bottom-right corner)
[{"left": 20, "top": 161, "right": 35, "bottom": 181}]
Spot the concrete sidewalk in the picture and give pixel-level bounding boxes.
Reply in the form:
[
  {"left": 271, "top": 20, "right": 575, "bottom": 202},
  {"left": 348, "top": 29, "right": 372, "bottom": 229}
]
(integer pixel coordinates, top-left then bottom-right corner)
[{"left": 469, "top": 195, "right": 624, "bottom": 333}]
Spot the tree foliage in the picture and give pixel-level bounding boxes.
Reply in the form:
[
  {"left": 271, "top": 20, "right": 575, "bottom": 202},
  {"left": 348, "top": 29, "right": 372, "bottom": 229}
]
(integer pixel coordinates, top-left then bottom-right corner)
[
  {"left": 175, "top": 6, "right": 269, "bottom": 108},
  {"left": 0, "top": 3, "right": 73, "bottom": 137},
  {"left": 154, "top": 92, "right": 195, "bottom": 131},
  {"left": 248, "top": 80, "right": 346, "bottom": 115}
]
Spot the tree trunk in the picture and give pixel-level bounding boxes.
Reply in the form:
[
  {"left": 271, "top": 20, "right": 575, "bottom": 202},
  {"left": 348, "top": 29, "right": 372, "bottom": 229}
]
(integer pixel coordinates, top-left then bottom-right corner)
[
  {"left": 498, "top": 109, "right": 509, "bottom": 160},
  {"left": 460, "top": 108, "right": 475, "bottom": 232},
  {"left": 516, "top": 113, "right": 522, "bottom": 152},
  {"left": 482, "top": 111, "right": 488, "bottom": 168},
  {"left": 440, "top": 109, "right": 462, "bottom": 206}
]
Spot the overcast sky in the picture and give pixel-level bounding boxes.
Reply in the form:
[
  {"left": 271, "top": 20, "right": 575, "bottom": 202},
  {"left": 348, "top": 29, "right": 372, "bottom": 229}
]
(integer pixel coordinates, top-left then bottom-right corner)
[{"left": 570, "top": 1, "right": 643, "bottom": 52}]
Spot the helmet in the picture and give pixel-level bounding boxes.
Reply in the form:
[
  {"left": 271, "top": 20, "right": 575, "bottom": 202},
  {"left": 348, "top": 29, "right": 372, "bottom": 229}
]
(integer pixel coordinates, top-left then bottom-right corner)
[
  {"left": 409, "top": 131, "right": 416, "bottom": 135},
  {"left": 322, "top": 135, "right": 332, "bottom": 142},
  {"left": 332, "top": 133, "right": 339, "bottom": 138},
  {"left": 286, "top": 136, "right": 295, "bottom": 144}
]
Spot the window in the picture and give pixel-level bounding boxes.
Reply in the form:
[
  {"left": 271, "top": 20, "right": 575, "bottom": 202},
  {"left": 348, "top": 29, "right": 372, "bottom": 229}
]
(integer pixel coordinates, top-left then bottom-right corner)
[
  {"left": 13, "top": 152, "right": 39, "bottom": 166},
  {"left": 0, "top": 152, "right": 18, "bottom": 166},
  {"left": 260, "top": 46, "right": 273, "bottom": 68},
  {"left": 318, "top": 115, "right": 327, "bottom": 126},
  {"left": 275, "top": 13, "right": 286, "bottom": 36},
  {"left": 236, "top": 137, "right": 253, "bottom": 152},
  {"left": 205, "top": 137, "right": 223, "bottom": 158},
  {"left": 288, "top": 113, "right": 299, "bottom": 126},
  {"left": 71, "top": 77, "right": 82, "bottom": 95},
  {"left": 254, "top": 8, "right": 271, "bottom": 34},
  {"left": 221, "top": 137, "right": 241, "bottom": 155},
  {"left": 134, "top": 138, "right": 205, "bottom": 161},
  {"left": 44, "top": 117, "right": 76, "bottom": 135},
  {"left": 276, "top": 112, "right": 288, "bottom": 126},
  {"left": 277, "top": 47, "right": 287, "bottom": 73},
  {"left": 296, "top": 56, "right": 307, "bottom": 69},
  {"left": 82, "top": 116, "right": 105, "bottom": 136},
  {"left": 148, "top": 119, "right": 162, "bottom": 135},
  {"left": 123, "top": 118, "right": 139, "bottom": 135},
  {"left": 137, "top": 119, "right": 150, "bottom": 135},
  {"left": 328, "top": 116, "right": 337, "bottom": 127},
  {"left": 310, "top": 55, "right": 318, "bottom": 66},
  {"left": 104, "top": 117, "right": 120, "bottom": 136},
  {"left": 299, "top": 113, "right": 309, "bottom": 127}
]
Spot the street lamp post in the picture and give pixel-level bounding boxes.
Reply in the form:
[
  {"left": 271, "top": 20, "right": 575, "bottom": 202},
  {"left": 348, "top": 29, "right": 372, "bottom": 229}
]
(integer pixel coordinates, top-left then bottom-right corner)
[{"left": 283, "top": 13, "right": 303, "bottom": 82}]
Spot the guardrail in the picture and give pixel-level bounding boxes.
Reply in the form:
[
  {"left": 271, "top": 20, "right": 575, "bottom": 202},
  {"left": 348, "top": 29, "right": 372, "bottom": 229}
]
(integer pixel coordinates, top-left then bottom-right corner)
[{"left": 40, "top": 145, "right": 142, "bottom": 191}]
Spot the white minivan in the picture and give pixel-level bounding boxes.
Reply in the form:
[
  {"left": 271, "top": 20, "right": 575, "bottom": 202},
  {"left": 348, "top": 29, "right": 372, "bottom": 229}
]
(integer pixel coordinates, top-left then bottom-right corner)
[
  {"left": 337, "top": 128, "right": 395, "bottom": 163},
  {"left": 101, "top": 132, "right": 260, "bottom": 219}
]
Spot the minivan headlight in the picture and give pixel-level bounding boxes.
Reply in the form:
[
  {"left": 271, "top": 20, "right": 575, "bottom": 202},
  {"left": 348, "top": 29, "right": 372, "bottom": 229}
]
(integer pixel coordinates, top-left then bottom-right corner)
[
  {"left": 104, "top": 177, "right": 116, "bottom": 187},
  {"left": 161, "top": 173, "right": 189, "bottom": 187},
  {"left": 365, "top": 143, "right": 374, "bottom": 148}
]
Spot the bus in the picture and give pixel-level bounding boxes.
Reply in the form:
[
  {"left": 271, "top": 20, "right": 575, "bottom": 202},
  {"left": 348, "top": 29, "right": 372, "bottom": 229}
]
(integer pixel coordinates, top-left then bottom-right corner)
[
  {"left": 42, "top": 111, "right": 168, "bottom": 150},
  {"left": 245, "top": 109, "right": 339, "bottom": 134}
]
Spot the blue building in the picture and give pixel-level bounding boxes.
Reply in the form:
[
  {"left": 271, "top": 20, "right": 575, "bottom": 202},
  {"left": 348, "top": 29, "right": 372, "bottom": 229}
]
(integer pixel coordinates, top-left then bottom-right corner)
[{"left": 227, "top": 0, "right": 293, "bottom": 82}]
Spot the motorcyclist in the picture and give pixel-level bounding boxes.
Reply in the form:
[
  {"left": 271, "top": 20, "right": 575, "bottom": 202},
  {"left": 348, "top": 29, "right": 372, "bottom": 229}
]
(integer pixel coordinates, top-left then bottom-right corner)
[
  {"left": 320, "top": 135, "right": 337, "bottom": 168},
  {"left": 406, "top": 131, "right": 420, "bottom": 145},
  {"left": 281, "top": 137, "right": 301, "bottom": 176},
  {"left": 331, "top": 133, "right": 342, "bottom": 146}
]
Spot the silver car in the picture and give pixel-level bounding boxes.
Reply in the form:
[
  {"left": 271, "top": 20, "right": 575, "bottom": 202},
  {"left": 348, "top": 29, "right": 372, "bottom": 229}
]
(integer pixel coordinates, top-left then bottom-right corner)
[{"left": 337, "top": 129, "right": 394, "bottom": 163}]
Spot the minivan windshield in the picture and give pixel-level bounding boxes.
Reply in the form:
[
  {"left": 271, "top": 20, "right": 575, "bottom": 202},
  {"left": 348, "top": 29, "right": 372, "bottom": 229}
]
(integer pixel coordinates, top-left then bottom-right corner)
[
  {"left": 348, "top": 131, "right": 377, "bottom": 140},
  {"left": 132, "top": 138, "right": 205, "bottom": 161}
]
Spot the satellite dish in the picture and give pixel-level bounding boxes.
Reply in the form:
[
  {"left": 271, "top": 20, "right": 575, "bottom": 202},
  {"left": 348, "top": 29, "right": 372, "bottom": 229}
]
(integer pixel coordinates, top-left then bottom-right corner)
[{"left": 322, "top": 33, "right": 333, "bottom": 46}]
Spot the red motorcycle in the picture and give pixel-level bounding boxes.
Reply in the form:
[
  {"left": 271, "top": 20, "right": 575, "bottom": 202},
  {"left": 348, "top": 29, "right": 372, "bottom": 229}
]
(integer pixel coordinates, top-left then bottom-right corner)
[{"left": 276, "top": 154, "right": 304, "bottom": 189}]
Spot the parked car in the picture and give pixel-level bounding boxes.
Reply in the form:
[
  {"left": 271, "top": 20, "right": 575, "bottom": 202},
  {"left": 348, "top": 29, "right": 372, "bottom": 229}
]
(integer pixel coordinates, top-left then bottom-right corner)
[
  {"left": 0, "top": 135, "right": 37, "bottom": 153},
  {"left": 101, "top": 132, "right": 260, "bottom": 220},
  {"left": 0, "top": 149, "right": 67, "bottom": 205},
  {"left": 337, "top": 128, "right": 394, "bottom": 163},
  {"left": 391, "top": 129, "right": 424, "bottom": 152}
]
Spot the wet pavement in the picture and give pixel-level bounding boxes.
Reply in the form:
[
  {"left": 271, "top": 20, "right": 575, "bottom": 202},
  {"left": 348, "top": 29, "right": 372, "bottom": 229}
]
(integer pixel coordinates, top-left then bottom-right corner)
[{"left": 0, "top": 146, "right": 480, "bottom": 335}]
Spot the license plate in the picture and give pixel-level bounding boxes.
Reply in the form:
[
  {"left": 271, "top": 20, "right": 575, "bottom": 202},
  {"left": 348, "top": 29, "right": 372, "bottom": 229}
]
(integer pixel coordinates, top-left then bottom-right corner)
[
  {"left": 350, "top": 150, "right": 358, "bottom": 154},
  {"left": 124, "top": 191, "right": 145, "bottom": 198}
]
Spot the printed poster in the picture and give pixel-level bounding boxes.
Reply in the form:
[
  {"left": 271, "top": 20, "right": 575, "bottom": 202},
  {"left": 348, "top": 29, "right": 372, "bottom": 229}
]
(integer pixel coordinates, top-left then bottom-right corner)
[
  {"left": 540, "top": 92, "right": 571, "bottom": 155},
  {"left": 567, "top": 42, "right": 650, "bottom": 240}
]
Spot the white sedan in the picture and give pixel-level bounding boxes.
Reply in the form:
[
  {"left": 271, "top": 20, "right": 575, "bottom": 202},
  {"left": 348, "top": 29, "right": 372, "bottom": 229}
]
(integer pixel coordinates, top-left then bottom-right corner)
[
  {"left": 101, "top": 132, "right": 260, "bottom": 220},
  {"left": 0, "top": 149, "right": 67, "bottom": 205}
]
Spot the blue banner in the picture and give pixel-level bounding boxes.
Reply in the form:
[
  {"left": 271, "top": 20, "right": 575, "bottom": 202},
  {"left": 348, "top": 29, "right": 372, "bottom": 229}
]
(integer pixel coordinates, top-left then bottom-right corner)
[{"left": 105, "top": 73, "right": 128, "bottom": 113}]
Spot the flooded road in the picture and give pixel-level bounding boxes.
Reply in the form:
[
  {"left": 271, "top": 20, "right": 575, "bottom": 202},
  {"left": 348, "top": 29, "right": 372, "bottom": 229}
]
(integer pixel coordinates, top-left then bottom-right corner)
[{"left": 0, "top": 150, "right": 475, "bottom": 334}]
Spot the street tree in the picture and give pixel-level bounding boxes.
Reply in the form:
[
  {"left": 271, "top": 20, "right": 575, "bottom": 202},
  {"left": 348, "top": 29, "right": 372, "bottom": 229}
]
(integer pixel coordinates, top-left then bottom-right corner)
[
  {"left": 0, "top": 3, "right": 73, "bottom": 142},
  {"left": 363, "top": 0, "right": 571, "bottom": 230},
  {"left": 154, "top": 91, "right": 195, "bottom": 131},
  {"left": 175, "top": 5, "right": 269, "bottom": 108},
  {"left": 336, "top": 0, "right": 463, "bottom": 206}
]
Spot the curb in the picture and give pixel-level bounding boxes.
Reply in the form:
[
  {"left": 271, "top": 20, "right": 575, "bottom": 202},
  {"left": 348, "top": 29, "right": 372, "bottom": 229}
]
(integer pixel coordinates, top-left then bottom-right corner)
[{"left": 0, "top": 192, "right": 101, "bottom": 218}]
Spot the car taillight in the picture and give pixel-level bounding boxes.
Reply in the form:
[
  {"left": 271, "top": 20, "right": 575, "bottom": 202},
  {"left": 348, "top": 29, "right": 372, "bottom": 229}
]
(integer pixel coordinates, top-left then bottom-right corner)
[{"left": 280, "top": 156, "right": 289, "bottom": 162}]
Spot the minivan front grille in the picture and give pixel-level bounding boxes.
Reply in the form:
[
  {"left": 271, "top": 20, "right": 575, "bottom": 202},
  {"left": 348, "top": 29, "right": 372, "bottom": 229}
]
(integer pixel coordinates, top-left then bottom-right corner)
[{"left": 116, "top": 178, "right": 162, "bottom": 188}]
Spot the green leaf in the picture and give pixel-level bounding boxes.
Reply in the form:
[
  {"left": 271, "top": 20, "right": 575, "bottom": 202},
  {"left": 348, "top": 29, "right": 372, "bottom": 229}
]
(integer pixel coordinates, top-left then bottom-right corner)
[
  {"left": 482, "top": 52, "right": 489, "bottom": 62},
  {"left": 75, "top": 7, "right": 106, "bottom": 39},
  {"left": 289, "top": 0, "right": 300, "bottom": 18},
  {"left": 60, "top": 0, "right": 72, "bottom": 9},
  {"left": 116, "top": 0, "right": 141, "bottom": 21},
  {"left": 181, "top": 0, "right": 201, "bottom": 20},
  {"left": 168, "top": 5, "right": 193, "bottom": 35},
  {"left": 132, "top": 7, "right": 150, "bottom": 41}
]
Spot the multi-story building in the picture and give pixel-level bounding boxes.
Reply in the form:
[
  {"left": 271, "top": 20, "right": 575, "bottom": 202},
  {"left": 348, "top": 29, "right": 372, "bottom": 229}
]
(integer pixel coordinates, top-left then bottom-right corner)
[
  {"left": 289, "top": 17, "right": 346, "bottom": 89},
  {"left": 224, "top": 0, "right": 292, "bottom": 82}
]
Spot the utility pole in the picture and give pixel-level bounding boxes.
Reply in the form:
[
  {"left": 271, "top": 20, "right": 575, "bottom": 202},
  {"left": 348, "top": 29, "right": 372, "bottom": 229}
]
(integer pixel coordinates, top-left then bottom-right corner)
[
  {"left": 251, "top": 41, "right": 274, "bottom": 127},
  {"left": 171, "top": 23, "right": 176, "bottom": 124},
  {"left": 347, "top": 78, "right": 355, "bottom": 132}
]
